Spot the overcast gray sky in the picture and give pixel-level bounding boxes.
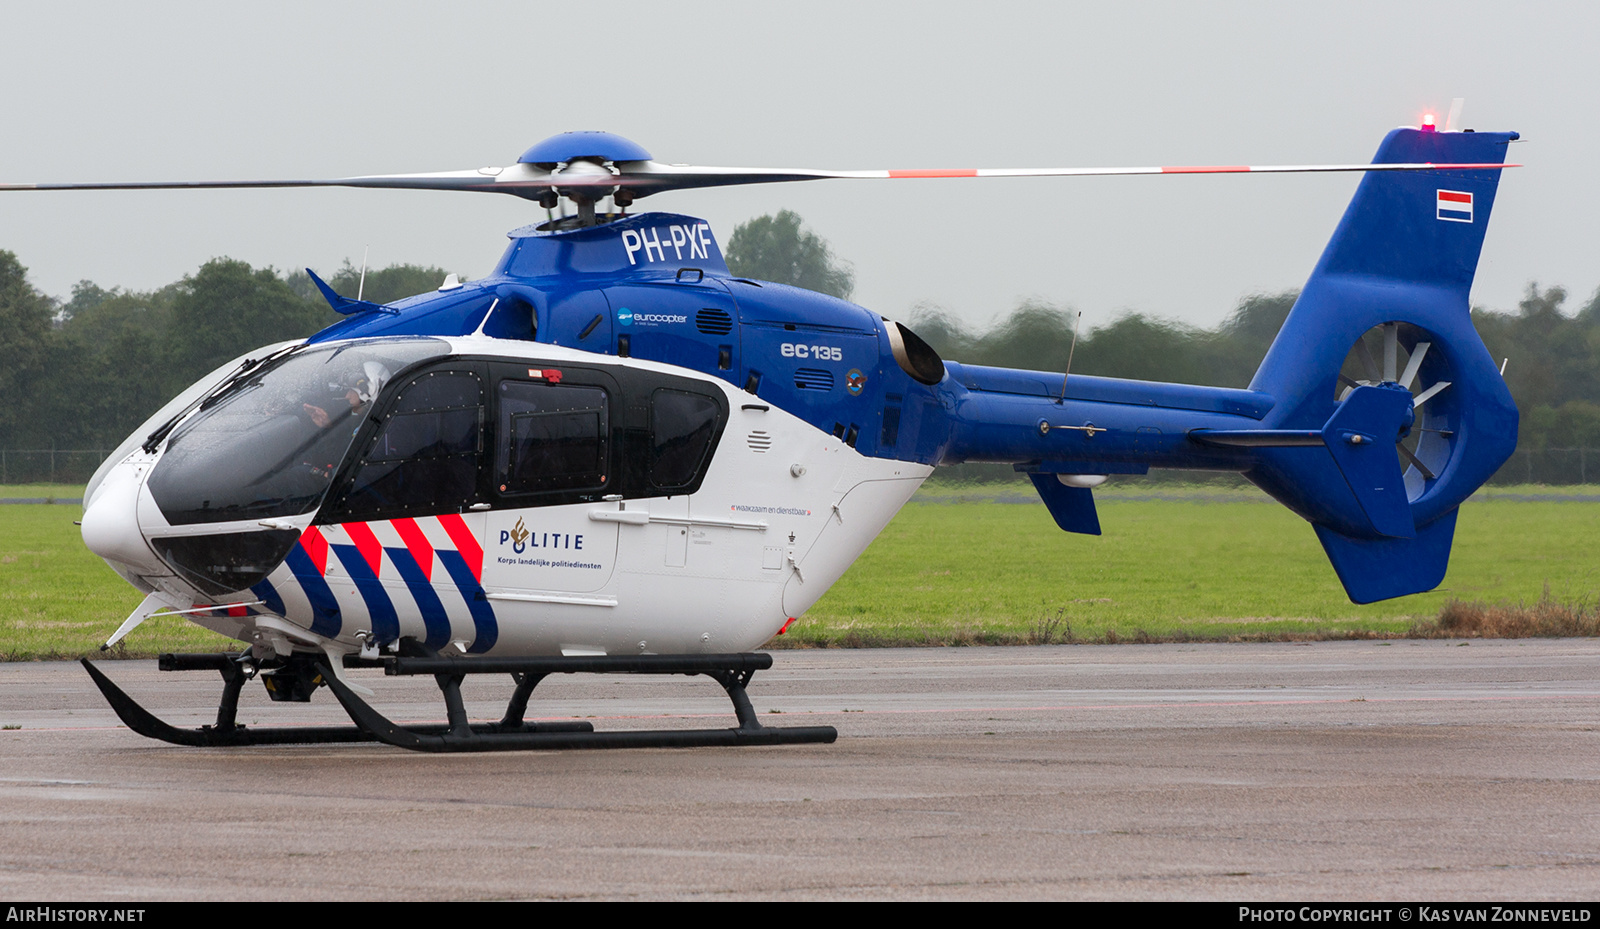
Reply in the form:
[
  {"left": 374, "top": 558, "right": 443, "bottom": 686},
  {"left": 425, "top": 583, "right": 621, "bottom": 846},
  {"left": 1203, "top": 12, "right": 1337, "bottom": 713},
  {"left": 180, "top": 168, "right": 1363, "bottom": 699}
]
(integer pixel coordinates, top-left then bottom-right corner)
[{"left": 2, "top": 1, "right": 1595, "bottom": 331}]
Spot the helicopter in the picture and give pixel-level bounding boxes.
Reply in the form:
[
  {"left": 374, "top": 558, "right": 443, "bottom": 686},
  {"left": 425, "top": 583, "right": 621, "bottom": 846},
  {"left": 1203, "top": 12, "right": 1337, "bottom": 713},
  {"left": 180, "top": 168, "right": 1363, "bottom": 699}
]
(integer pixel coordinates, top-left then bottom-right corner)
[{"left": 10, "top": 120, "right": 1520, "bottom": 752}]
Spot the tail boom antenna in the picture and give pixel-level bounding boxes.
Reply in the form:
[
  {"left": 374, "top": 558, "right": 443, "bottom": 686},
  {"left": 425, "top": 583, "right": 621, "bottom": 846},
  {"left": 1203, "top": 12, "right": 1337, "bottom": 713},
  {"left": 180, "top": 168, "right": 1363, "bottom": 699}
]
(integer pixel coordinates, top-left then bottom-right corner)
[{"left": 1057, "top": 310, "right": 1084, "bottom": 404}]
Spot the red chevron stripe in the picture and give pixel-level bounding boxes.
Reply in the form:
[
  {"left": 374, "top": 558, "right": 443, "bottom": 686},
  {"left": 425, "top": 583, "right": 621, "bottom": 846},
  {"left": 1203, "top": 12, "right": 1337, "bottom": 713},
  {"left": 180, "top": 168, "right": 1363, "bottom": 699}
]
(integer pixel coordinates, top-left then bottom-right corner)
[
  {"left": 300, "top": 526, "right": 329, "bottom": 575},
  {"left": 390, "top": 517, "right": 435, "bottom": 582},
  {"left": 342, "top": 521, "right": 384, "bottom": 577},
  {"left": 437, "top": 513, "right": 483, "bottom": 581}
]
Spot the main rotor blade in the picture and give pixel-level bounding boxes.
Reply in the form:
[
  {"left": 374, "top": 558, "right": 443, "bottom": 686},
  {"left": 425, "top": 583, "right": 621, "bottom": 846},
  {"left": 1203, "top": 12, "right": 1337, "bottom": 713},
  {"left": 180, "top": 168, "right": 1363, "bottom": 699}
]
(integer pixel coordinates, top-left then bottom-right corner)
[
  {"left": 599, "top": 159, "right": 1524, "bottom": 190},
  {"left": 0, "top": 159, "right": 1522, "bottom": 200},
  {"left": 0, "top": 170, "right": 505, "bottom": 194}
]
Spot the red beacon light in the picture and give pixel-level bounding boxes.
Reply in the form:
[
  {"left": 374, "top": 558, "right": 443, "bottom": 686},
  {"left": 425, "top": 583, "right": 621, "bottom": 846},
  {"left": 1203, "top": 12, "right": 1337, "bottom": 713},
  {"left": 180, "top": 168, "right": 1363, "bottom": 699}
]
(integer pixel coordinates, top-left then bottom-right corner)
[{"left": 1420, "top": 114, "right": 1438, "bottom": 133}]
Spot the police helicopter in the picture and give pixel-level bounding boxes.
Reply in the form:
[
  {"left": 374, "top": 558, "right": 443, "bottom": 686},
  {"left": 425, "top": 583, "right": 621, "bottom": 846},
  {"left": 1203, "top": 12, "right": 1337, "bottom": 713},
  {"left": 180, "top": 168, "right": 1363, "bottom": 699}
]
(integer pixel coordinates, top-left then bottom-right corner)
[{"left": 8, "top": 119, "right": 1521, "bottom": 752}]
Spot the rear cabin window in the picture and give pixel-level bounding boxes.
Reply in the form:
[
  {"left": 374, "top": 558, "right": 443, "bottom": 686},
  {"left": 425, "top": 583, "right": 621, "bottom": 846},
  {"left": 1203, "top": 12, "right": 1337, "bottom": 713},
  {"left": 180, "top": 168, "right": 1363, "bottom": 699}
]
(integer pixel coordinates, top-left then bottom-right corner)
[
  {"left": 496, "top": 381, "right": 609, "bottom": 495},
  {"left": 649, "top": 389, "right": 720, "bottom": 490}
]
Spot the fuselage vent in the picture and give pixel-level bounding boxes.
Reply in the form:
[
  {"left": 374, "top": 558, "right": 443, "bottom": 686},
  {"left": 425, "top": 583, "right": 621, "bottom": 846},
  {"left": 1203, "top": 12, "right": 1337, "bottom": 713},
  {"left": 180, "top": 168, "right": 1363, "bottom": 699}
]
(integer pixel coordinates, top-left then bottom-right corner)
[
  {"left": 696, "top": 307, "right": 734, "bottom": 336},
  {"left": 747, "top": 430, "right": 772, "bottom": 453},
  {"left": 793, "top": 368, "right": 835, "bottom": 391}
]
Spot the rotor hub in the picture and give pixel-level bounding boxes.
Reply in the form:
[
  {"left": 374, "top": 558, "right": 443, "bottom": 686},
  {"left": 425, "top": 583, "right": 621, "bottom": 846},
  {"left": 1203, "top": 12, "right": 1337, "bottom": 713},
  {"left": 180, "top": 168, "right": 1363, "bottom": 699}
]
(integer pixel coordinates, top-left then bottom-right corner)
[
  {"left": 1396, "top": 394, "right": 1417, "bottom": 441},
  {"left": 550, "top": 157, "right": 619, "bottom": 204}
]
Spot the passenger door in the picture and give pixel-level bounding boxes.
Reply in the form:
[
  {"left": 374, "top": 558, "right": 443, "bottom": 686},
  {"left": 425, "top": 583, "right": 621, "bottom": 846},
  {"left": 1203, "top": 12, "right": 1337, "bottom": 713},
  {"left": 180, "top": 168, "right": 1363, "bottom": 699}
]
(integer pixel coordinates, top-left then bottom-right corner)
[{"left": 480, "top": 366, "right": 620, "bottom": 595}]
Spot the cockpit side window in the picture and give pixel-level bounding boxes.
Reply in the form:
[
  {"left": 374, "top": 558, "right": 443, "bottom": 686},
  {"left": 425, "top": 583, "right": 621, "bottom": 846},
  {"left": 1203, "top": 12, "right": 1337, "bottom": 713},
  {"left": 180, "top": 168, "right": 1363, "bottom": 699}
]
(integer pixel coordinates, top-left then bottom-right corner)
[{"left": 327, "top": 368, "right": 485, "bottom": 521}]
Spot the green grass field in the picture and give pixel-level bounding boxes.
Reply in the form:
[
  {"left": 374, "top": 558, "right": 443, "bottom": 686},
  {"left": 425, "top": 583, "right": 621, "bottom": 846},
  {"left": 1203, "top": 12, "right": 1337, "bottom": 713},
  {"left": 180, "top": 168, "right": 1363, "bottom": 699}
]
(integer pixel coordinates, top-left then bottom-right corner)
[
  {"left": 0, "top": 484, "right": 86, "bottom": 501},
  {"left": 2, "top": 483, "right": 1596, "bottom": 658},
  {"left": 784, "top": 485, "right": 1599, "bottom": 645},
  {"left": 0, "top": 502, "right": 232, "bottom": 660}
]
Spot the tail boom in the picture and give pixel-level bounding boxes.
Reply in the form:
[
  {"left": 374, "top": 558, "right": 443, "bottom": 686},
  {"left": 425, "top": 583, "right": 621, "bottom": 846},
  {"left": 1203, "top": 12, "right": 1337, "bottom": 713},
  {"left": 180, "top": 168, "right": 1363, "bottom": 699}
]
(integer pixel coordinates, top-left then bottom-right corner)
[{"left": 930, "top": 127, "right": 1519, "bottom": 604}]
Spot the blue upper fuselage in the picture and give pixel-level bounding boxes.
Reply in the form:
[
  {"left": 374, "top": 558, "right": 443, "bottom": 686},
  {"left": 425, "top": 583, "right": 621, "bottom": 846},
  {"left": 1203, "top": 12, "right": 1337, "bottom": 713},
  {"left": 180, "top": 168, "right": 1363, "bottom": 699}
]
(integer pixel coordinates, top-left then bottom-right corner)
[{"left": 308, "top": 211, "right": 1273, "bottom": 473}]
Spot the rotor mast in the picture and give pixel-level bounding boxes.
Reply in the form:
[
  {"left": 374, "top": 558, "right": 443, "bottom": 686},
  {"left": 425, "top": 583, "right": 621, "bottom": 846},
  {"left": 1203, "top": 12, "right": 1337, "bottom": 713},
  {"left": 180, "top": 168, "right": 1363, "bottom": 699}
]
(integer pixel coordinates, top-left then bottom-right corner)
[{"left": 515, "top": 131, "right": 649, "bottom": 228}]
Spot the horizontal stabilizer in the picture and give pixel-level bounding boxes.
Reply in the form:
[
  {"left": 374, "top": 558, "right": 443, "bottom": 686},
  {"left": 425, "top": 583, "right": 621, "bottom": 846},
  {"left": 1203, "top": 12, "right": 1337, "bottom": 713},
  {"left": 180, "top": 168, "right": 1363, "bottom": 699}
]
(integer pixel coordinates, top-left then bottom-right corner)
[
  {"left": 1314, "top": 509, "right": 1458, "bottom": 604},
  {"left": 1206, "top": 385, "right": 1415, "bottom": 540},
  {"left": 1028, "top": 473, "right": 1101, "bottom": 536},
  {"left": 306, "top": 268, "right": 396, "bottom": 317}
]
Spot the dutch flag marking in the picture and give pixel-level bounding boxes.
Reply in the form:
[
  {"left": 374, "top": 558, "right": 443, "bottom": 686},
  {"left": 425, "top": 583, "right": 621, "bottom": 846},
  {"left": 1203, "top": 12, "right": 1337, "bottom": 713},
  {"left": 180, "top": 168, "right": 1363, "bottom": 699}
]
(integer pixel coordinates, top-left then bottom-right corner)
[{"left": 1437, "top": 189, "right": 1473, "bottom": 223}]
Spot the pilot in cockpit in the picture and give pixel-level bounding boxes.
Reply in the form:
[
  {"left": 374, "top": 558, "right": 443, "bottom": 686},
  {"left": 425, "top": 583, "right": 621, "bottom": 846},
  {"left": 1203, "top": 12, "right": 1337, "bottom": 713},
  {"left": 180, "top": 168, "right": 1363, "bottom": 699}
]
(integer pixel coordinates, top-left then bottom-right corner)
[
  {"left": 303, "top": 362, "right": 390, "bottom": 429},
  {"left": 293, "top": 361, "right": 391, "bottom": 482}
]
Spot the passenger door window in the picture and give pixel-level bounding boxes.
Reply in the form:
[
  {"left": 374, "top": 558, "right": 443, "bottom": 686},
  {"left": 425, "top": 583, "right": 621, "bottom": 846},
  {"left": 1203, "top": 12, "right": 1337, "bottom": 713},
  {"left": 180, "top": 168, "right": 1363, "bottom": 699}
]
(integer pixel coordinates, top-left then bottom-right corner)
[{"left": 495, "top": 381, "right": 610, "bottom": 496}]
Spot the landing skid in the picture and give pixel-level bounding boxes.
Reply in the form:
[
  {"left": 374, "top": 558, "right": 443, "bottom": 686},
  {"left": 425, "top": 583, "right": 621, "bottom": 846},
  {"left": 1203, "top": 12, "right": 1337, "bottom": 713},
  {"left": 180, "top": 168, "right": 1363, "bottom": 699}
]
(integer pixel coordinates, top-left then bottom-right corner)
[{"left": 81, "top": 649, "right": 837, "bottom": 752}]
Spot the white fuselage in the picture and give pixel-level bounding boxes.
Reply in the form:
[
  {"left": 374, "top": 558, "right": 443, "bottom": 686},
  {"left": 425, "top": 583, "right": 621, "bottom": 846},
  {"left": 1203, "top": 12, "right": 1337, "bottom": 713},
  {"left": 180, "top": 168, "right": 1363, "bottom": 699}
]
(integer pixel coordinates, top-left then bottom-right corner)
[{"left": 82, "top": 337, "right": 930, "bottom": 660}]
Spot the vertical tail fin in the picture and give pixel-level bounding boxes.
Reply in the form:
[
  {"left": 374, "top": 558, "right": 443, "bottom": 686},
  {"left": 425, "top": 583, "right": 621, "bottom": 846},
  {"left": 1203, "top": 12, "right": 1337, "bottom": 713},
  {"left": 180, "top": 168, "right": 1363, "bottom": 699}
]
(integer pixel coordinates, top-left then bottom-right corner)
[{"left": 1246, "top": 128, "right": 1520, "bottom": 603}]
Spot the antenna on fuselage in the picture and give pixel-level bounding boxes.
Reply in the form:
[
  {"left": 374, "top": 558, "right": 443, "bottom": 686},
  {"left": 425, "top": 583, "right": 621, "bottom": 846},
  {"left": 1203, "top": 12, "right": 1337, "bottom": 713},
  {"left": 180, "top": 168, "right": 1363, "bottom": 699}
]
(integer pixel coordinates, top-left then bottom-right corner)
[
  {"left": 357, "top": 245, "right": 370, "bottom": 302},
  {"left": 1057, "top": 310, "right": 1084, "bottom": 405}
]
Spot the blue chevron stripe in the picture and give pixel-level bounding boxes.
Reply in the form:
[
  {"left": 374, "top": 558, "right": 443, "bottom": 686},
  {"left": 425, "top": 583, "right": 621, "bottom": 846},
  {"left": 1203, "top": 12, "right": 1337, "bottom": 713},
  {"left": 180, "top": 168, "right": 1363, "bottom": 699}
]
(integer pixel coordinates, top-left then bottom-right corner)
[
  {"left": 330, "top": 544, "right": 399, "bottom": 643},
  {"left": 284, "top": 546, "right": 343, "bottom": 638},
  {"left": 384, "top": 546, "right": 451, "bottom": 650},
  {"left": 438, "top": 550, "right": 497, "bottom": 653},
  {"left": 250, "top": 578, "right": 286, "bottom": 616}
]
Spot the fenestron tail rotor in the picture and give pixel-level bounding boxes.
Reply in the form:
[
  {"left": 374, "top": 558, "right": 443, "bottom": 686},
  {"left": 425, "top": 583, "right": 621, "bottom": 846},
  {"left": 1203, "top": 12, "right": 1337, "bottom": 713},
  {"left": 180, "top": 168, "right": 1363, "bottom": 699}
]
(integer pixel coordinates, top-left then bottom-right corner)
[{"left": 1337, "top": 322, "right": 1455, "bottom": 496}]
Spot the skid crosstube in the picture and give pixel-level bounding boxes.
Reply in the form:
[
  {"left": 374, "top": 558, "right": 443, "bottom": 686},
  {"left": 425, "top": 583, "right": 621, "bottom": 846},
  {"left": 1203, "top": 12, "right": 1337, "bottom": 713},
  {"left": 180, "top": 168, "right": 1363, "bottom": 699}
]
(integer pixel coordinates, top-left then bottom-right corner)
[
  {"left": 81, "top": 649, "right": 837, "bottom": 752},
  {"left": 323, "top": 652, "right": 837, "bottom": 752}
]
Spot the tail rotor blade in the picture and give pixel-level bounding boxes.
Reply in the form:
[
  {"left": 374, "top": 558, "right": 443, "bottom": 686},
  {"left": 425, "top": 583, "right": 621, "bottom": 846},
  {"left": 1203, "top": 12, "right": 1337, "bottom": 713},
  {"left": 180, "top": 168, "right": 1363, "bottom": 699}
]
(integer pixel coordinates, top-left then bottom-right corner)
[
  {"left": 1412, "top": 380, "right": 1452, "bottom": 408},
  {"left": 1398, "top": 341, "right": 1431, "bottom": 390},
  {"left": 1383, "top": 323, "right": 1400, "bottom": 383},
  {"left": 1355, "top": 337, "right": 1382, "bottom": 382},
  {"left": 1398, "top": 443, "right": 1438, "bottom": 481}
]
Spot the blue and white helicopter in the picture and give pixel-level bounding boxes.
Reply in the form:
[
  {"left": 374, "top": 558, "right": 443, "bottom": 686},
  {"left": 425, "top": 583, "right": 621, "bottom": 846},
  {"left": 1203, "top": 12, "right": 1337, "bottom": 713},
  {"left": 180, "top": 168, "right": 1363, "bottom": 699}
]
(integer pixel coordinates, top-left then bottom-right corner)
[{"left": 11, "top": 119, "right": 1520, "bottom": 751}]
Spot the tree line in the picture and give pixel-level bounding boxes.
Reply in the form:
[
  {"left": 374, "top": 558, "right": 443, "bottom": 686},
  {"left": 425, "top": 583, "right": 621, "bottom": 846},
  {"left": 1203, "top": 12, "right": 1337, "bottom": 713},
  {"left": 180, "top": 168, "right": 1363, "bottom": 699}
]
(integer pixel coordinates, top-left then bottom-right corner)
[
  {"left": 723, "top": 212, "right": 1600, "bottom": 455},
  {"left": 0, "top": 254, "right": 452, "bottom": 451},
  {"left": 906, "top": 285, "right": 1600, "bottom": 454},
  {"left": 1, "top": 210, "right": 1596, "bottom": 468}
]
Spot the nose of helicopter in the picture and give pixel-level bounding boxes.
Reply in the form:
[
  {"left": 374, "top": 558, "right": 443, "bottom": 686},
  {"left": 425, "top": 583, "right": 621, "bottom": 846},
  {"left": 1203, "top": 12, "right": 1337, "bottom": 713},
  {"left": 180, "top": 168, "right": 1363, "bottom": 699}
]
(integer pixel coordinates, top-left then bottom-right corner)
[{"left": 80, "top": 463, "right": 165, "bottom": 576}]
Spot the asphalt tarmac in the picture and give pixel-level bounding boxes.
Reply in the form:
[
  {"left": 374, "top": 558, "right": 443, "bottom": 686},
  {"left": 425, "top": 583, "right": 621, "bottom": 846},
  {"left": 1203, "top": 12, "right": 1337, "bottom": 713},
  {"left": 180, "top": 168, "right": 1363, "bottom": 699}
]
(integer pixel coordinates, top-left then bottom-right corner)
[{"left": 1, "top": 640, "right": 1597, "bottom": 901}]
